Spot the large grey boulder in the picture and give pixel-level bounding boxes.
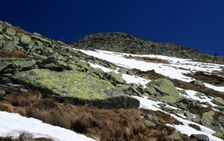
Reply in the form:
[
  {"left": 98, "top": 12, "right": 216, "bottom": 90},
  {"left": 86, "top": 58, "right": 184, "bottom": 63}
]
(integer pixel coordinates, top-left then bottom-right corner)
[
  {"left": 13, "top": 69, "right": 139, "bottom": 109},
  {"left": 145, "top": 78, "right": 183, "bottom": 104}
]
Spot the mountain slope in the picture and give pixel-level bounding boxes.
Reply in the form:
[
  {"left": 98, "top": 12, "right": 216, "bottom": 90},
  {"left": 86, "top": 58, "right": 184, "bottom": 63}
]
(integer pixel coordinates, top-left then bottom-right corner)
[
  {"left": 0, "top": 21, "right": 224, "bottom": 141},
  {"left": 74, "top": 32, "right": 224, "bottom": 63}
]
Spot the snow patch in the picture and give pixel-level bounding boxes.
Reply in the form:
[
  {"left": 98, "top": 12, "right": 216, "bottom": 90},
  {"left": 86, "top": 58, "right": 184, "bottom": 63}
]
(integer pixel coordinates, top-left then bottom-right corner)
[
  {"left": 0, "top": 111, "right": 95, "bottom": 141},
  {"left": 89, "top": 63, "right": 150, "bottom": 86}
]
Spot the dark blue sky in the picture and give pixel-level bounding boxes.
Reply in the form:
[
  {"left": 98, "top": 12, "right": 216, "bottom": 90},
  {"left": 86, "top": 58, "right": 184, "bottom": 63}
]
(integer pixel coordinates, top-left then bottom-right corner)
[{"left": 0, "top": 0, "right": 223, "bottom": 55}]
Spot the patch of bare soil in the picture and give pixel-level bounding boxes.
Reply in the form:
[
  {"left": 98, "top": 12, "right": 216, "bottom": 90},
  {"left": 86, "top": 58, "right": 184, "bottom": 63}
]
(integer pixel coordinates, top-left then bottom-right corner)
[
  {"left": 0, "top": 91, "right": 189, "bottom": 141},
  {"left": 132, "top": 69, "right": 224, "bottom": 99},
  {"left": 188, "top": 124, "right": 201, "bottom": 131},
  {"left": 187, "top": 105, "right": 211, "bottom": 116},
  {"left": 0, "top": 49, "right": 29, "bottom": 58},
  {"left": 124, "top": 55, "right": 170, "bottom": 64},
  {"left": 185, "top": 71, "right": 224, "bottom": 86},
  {"left": 213, "top": 68, "right": 224, "bottom": 77}
]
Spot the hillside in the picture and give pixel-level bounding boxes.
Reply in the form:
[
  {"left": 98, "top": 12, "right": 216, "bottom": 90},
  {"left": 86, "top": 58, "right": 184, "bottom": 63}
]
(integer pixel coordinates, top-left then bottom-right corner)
[
  {"left": 74, "top": 32, "right": 224, "bottom": 63},
  {"left": 0, "top": 21, "right": 224, "bottom": 141}
]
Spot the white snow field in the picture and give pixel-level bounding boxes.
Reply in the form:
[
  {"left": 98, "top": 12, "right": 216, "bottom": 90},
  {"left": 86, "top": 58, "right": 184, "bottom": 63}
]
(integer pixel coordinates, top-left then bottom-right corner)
[
  {"left": 0, "top": 111, "right": 95, "bottom": 141},
  {"left": 78, "top": 49, "right": 224, "bottom": 92}
]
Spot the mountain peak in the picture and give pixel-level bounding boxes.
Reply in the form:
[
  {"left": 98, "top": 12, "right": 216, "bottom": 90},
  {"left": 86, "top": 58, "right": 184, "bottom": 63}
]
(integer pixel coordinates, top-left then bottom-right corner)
[{"left": 74, "top": 32, "right": 224, "bottom": 63}]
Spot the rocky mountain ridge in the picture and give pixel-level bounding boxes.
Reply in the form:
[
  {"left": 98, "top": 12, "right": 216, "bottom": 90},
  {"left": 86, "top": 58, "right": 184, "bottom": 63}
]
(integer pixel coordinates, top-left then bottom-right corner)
[{"left": 74, "top": 32, "right": 224, "bottom": 63}]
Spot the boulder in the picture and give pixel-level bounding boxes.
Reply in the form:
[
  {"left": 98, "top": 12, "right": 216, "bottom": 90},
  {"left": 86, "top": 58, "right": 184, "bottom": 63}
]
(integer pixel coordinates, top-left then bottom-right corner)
[
  {"left": 143, "top": 114, "right": 158, "bottom": 127},
  {"left": 0, "top": 58, "right": 37, "bottom": 74},
  {"left": 106, "top": 72, "right": 125, "bottom": 84},
  {"left": 14, "top": 69, "right": 120, "bottom": 99},
  {"left": 214, "top": 131, "right": 224, "bottom": 139},
  {"left": 14, "top": 69, "right": 140, "bottom": 108},
  {"left": 5, "top": 28, "right": 16, "bottom": 36},
  {"left": 0, "top": 24, "right": 3, "bottom": 32},
  {"left": 0, "top": 89, "right": 6, "bottom": 98},
  {"left": 20, "top": 34, "right": 32, "bottom": 45},
  {"left": 2, "top": 41, "right": 15, "bottom": 52},
  {"left": 145, "top": 78, "right": 183, "bottom": 104},
  {"left": 169, "top": 131, "right": 183, "bottom": 141},
  {"left": 201, "top": 111, "right": 214, "bottom": 127},
  {"left": 213, "top": 97, "right": 224, "bottom": 106}
]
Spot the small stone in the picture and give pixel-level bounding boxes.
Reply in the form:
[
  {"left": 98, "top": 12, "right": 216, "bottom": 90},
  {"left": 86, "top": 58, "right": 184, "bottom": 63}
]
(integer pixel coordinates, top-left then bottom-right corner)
[
  {"left": 190, "top": 80, "right": 205, "bottom": 87},
  {"left": 191, "top": 134, "right": 209, "bottom": 141},
  {"left": 143, "top": 120, "right": 156, "bottom": 127},
  {"left": 169, "top": 131, "right": 182, "bottom": 141}
]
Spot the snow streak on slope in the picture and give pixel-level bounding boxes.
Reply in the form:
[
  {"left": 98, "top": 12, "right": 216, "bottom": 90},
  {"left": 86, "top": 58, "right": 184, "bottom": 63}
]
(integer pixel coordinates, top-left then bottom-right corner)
[
  {"left": 79, "top": 49, "right": 224, "bottom": 92},
  {"left": 0, "top": 111, "right": 95, "bottom": 141},
  {"left": 89, "top": 63, "right": 150, "bottom": 86},
  {"left": 132, "top": 96, "right": 223, "bottom": 141},
  {"left": 177, "top": 88, "right": 217, "bottom": 107}
]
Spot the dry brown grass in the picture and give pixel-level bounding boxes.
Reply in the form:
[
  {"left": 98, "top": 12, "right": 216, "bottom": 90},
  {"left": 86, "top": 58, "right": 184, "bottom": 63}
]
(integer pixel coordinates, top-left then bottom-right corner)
[
  {"left": 185, "top": 71, "right": 224, "bottom": 86},
  {"left": 132, "top": 69, "right": 224, "bottom": 99},
  {"left": 124, "top": 55, "right": 169, "bottom": 64},
  {"left": 0, "top": 49, "right": 29, "bottom": 58},
  {"left": 0, "top": 91, "right": 183, "bottom": 141}
]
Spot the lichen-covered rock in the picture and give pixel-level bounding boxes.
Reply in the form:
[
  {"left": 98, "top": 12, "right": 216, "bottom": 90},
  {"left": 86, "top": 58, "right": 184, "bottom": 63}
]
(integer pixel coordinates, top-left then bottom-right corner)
[
  {"left": 0, "top": 58, "right": 37, "bottom": 74},
  {"left": 145, "top": 78, "right": 183, "bottom": 104},
  {"left": 0, "top": 89, "right": 6, "bottom": 97},
  {"left": 213, "top": 97, "right": 224, "bottom": 106},
  {"left": 20, "top": 34, "right": 32, "bottom": 44},
  {"left": 105, "top": 72, "right": 125, "bottom": 84},
  {"left": 214, "top": 131, "right": 224, "bottom": 139},
  {"left": 169, "top": 131, "right": 182, "bottom": 141},
  {"left": 201, "top": 111, "right": 214, "bottom": 127},
  {"left": 2, "top": 41, "right": 15, "bottom": 52},
  {"left": 5, "top": 28, "right": 16, "bottom": 36},
  {"left": 14, "top": 69, "right": 124, "bottom": 100}
]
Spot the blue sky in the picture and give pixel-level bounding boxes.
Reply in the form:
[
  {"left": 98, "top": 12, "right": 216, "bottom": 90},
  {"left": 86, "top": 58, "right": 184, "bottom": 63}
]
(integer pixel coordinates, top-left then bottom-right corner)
[{"left": 0, "top": 0, "right": 223, "bottom": 55}]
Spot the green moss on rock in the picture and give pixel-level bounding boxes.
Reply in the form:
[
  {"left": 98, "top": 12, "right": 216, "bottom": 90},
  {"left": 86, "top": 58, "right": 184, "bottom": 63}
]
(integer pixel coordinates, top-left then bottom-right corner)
[
  {"left": 14, "top": 69, "right": 124, "bottom": 100},
  {"left": 213, "top": 97, "right": 224, "bottom": 106},
  {"left": 145, "top": 78, "right": 183, "bottom": 104}
]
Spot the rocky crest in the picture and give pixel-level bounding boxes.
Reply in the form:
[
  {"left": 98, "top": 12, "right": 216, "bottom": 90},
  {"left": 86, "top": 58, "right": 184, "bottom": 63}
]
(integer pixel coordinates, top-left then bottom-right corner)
[{"left": 74, "top": 32, "right": 224, "bottom": 63}]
